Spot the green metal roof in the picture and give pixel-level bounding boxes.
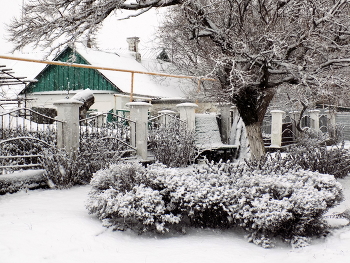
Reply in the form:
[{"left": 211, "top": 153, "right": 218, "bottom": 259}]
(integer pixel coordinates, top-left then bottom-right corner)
[{"left": 21, "top": 46, "right": 121, "bottom": 94}]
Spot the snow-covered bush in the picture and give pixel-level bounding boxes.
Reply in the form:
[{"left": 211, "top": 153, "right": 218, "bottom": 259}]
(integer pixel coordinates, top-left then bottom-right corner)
[
  {"left": 148, "top": 120, "right": 196, "bottom": 167},
  {"left": 284, "top": 143, "right": 350, "bottom": 178},
  {"left": 87, "top": 162, "right": 181, "bottom": 233},
  {"left": 0, "top": 171, "right": 48, "bottom": 195},
  {"left": 86, "top": 161, "right": 343, "bottom": 247},
  {"left": 41, "top": 136, "right": 125, "bottom": 189},
  {"left": 40, "top": 149, "right": 86, "bottom": 189}
]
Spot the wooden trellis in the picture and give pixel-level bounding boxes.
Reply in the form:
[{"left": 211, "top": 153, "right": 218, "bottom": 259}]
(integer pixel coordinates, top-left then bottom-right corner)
[{"left": 0, "top": 65, "right": 35, "bottom": 86}]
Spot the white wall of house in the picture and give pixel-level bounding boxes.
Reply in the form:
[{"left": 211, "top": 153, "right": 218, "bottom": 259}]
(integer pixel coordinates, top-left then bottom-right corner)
[
  {"left": 23, "top": 91, "right": 118, "bottom": 113},
  {"left": 23, "top": 92, "right": 221, "bottom": 116},
  {"left": 23, "top": 91, "right": 156, "bottom": 114}
]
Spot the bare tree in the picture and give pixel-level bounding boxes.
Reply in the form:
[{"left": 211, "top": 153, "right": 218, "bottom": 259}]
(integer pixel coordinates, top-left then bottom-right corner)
[{"left": 8, "top": 0, "right": 350, "bottom": 160}]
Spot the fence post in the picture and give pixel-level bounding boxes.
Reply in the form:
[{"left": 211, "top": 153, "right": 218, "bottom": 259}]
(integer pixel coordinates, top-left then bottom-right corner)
[
  {"left": 53, "top": 99, "right": 83, "bottom": 154},
  {"left": 176, "top": 103, "right": 198, "bottom": 131},
  {"left": 218, "top": 103, "right": 232, "bottom": 144},
  {"left": 270, "top": 110, "right": 285, "bottom": 148},
  {"left": 309, "top": 110, "right": 320, "bottom": 130},
  {"left": 158, "top": 110, "right": 176, "bottom": 127},
  {"left": 126, "top": 102, "right": 152, "bottom": 160}
]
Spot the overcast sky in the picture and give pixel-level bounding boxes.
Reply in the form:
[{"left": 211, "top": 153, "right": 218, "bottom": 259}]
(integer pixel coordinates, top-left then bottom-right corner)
[{"left": 0, "top": 1, "right": 164, "bottom": 55}]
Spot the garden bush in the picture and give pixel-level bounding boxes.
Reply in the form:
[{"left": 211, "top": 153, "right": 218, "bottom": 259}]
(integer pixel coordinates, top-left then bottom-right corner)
[
  {"left": 0, "top": 170, "right": 48, "bottom": 195},
  {"left": 284, "top": 142, "right": 350, "bottom": 179},
  {"left": 86, "top": 161, "right": 344, "bottom": 248},
  {"left": 148, "top": 120, "right": 196, "bottom": 167},
  {"left": 40, "top": 136, "right": 124, "bottom": 189}
]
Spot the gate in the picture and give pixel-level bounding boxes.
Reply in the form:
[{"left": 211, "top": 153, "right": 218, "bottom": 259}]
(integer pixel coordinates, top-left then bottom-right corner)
[
  {"left": 262, "top": 113, "right": 297, "bottom": 147},
  {"left": 281, "top": 114, "right": 296, "bottom": 146},
  {"left": 79, "top": 112, "right": 137, "bottom": 160},
  {"left": 0, "top": 108, "right": 63, "bottom": 173}
]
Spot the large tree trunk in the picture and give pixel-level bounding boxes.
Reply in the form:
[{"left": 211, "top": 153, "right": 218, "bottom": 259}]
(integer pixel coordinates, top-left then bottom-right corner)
[
  {"left": 245, "top": 123, "right": 265, "bottom": 160},
  {"left": 232, "top": 85, "right": 276, "bottom": 161}
]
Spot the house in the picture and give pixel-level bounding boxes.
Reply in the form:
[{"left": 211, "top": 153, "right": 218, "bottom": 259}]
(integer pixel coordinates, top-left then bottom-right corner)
[{"left": 16, "top": 38, "right": 195, "bottom": 114}]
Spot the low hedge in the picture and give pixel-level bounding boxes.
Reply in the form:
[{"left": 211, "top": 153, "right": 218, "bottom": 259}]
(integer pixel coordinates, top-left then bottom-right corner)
[
  {"left": 86, "top": 161, "right": 344, "bottom": 248},
  {"left": 0, "top": 170, "right": 49, "bottom": 195}
]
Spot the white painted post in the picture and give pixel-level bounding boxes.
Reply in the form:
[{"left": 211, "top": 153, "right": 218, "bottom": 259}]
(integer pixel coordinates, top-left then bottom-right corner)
[
  {"left": 53, "top": 99, "right": 83, "bottom": 154},
  {"left": 176, "top": 103, "right": 198, "bottom": 131},
  {"left": 270, "top": 110, "right": 285, "bottom": 148},
  {"left": 158, "top": 110, "right": 176, "bottom": 127},
  {"left": 309, "top": 110, "right": 320, "bottom": 130},
  {"left": 218, "top": 103, "right": 232, "bottom": 144},
  {"left": 126, "top": 102, "right": 152, "bottom": 160}
]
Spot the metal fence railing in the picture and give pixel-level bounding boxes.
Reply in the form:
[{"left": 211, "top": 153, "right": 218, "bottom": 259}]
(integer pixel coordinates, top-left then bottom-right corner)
[{"left": 0, "top": 108, "right": 63, "bottom": 173}]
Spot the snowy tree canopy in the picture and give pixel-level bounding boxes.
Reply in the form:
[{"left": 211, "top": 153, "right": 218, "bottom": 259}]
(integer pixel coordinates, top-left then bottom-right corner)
[
  {"left": 156, "top": 0, "right": 350, "bottom": 159},
  {"left": 7, "top": 0, "right": 182, "bottom": 52}
]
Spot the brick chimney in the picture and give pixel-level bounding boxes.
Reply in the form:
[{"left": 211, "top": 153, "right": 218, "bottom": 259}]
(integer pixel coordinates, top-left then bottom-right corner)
[{"left": 126, "top": 37, "right": 141, "bottom": 62}]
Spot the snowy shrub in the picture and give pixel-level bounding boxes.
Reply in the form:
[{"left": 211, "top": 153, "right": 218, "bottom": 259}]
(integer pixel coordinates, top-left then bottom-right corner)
[
  {"left": 79, "top": 136, "right": 124, "bottom": 175},
  {"left": 40, "top": 136, "right": 126, "bottom": 189},
  {"left": 40, "top": 149, "right": 86, "bottom": 189},
  {"left": 285, "top": 143, "right": 350, "bottom": 178},
  {"left": 227, "top": 169, "right": 343, "bottom": 246},
  {"left": 87, "top": 161, "right": 344, "bottom": 248},
  {"left": 87, "top": 162, "right": 181, "bottom": 233},
  {"left": 296, "top": 126, "right": 344, "bottom": 147},
  {"left": 0, "top": 171, "right": 48, "bottom": 195},
  {"left": 148, "top": 120, "right": 196, "bottom": 167}
]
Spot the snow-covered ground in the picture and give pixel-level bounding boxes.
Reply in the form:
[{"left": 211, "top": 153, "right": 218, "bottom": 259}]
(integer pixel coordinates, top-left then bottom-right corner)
[{"left": 0, "top": 173, "right": 349, "bottom": 263}]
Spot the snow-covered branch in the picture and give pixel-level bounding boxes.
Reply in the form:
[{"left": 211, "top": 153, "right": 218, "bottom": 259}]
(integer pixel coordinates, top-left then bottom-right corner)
[{"left": 7, "top": 0, "right": 183, "bottom": 52}]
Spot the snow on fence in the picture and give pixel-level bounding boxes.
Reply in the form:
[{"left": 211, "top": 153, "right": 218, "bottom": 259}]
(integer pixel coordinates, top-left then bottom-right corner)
[
  {"left": 262, "top": 109, "right": 335, "bottom": 148},
  {"left": 0, "top": 108, "right": 63, "bottom": 173},
  {"left": 148, "top": 110, "right": 185, "bottom": 130},
  {"left": 335, "top": 112, "right": 350, "bottom": 140},
  {"left": 79, "top": 112, "right": 137, "bottom": 160}
]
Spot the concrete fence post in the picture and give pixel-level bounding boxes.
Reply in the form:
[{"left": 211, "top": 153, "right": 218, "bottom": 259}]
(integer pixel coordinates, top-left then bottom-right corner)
[
  {"left": 270, "top": 110, "right": 285, "bottom": 148},
  {"left": 309, "top": 110, "right": 320, "bottom": 130},
  {"left": 176, "top": 103, "right": 198, "bottom": 131},
  {"left": 126, "top": 102, "right": 152, "bottom": 160},
  {"left": 53, "top": 99, "right": 83, "bottom": 154},
  {"left": 158, "top": 110, "right": 177, "bottom": 127},
  {"left": 218, "top": 103, "right": 232, "bottom": 144}
]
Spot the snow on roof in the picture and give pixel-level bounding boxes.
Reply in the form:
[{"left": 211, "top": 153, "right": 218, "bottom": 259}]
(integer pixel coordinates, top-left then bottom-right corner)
[
  {"left": 73, "top": 44, "right": 192, "bottom": 98},
  {"left": 0, "top": 45, "right": 195, "bottom": 98}
]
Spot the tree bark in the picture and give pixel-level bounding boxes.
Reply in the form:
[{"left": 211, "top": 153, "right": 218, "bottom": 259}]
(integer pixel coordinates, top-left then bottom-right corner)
[
  {"left": 245, "top": 123, "right": 265, "bottom": 161},
  {"left": 232, "top": 85, "right": 276, "bottom": 161}
]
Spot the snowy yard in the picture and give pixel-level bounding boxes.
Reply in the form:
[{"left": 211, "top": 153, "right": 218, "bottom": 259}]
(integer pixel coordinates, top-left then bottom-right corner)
[{"left": 0, "top": 173, "right": 349, "bottom": 263}]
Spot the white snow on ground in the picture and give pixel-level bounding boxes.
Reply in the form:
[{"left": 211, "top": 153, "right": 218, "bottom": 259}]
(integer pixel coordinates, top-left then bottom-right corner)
[{"left": 0, "top": 174, "right": 349, "bottom": 263}]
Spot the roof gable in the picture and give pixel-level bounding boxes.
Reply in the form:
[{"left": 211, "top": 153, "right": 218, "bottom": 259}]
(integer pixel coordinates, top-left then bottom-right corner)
[
  {"left": 18, "top": 44, "right": 190, "bottom": 98},
  {"left": 21, "top": 46, "right": 121, "bottom": 94}
]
